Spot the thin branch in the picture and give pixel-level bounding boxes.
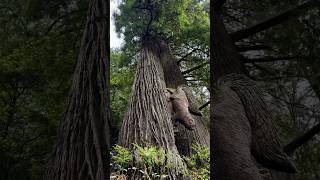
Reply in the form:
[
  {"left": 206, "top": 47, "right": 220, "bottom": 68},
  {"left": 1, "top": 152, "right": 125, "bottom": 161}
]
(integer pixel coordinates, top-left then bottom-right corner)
[
  {"left": 199, "top": 101, "right": 210, "bottom": 110},
  {"left": 22, "top": 133, "right": 42, "bottom": 146},
  {"left": 44, "top": 9, "right": 85, "bottom": 35},
  {"left": 243, "top": 56, "right": 297, "bottom": 63},
  {"left": 284, "top": 122, "right": 320, "bottom": 155},
  {"left": 177, "top": 48, "right": 200, "bottom": 64},
  {"left": 184, "top": 75, "right": 195, "bottom": 78},
  {"left": 251, "top": 62, "right": 275, "bottom": 75},
  {"left": 182, "top": 62, "right": 209, "bottom": 75},
  {"left": 258, "top": 75, "right": 302, "bottom": 81},
  {"left": 230, "top": 0, "right": 319, "bottom": 41},
  {"left": 237, "top": 45, "right": 272, "bottom": 52}
]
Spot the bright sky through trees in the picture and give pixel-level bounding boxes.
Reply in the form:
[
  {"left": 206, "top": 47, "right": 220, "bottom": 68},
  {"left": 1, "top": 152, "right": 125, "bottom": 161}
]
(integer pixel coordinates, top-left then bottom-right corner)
[{"left": 111, "top": 0, "right": 124, "bottom": 49}]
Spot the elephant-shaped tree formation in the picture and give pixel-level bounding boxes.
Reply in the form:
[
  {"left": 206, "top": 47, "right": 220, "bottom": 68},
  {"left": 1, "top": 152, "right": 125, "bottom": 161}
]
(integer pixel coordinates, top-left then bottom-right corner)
[
  {"left": 159, "top": 39, "right": 209, "bottom": 156},
  {"left": 165, "top": 86, "right": 203, "bottom": 131}
]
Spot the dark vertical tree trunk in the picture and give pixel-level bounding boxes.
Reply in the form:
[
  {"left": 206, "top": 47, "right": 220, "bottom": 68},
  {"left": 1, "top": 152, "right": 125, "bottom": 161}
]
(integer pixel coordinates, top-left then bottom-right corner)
[
  {"left": 45, "top": 0, "right": 110, "bottom": 179},
  {"left": 158, "top": 39, "right": 209, "bottom": 156},
  {"left": 119, "top": 36, "right": 186, "bottom": 179},
  {"left": 211, "top": 1, "right": 244, "bottom": 82},
  {"left": 210, "top": 1, "right": 296, "bottom": 180}
]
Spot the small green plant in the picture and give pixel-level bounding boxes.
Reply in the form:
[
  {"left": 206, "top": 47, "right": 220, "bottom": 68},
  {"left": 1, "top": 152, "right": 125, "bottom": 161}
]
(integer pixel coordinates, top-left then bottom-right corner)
[
  {"left": 183, "top": 144, "right": 210, "bottom": 180},
  {"left": 133, "top": 144, "right": 170, "bottom": 179},
  {"left": 110, "top": 144, "right": 172, "bottom": 179},
  {"left": 111, "top": 144, "right": 133, "bottom": 174},
  {"left": 110, "top": 144, "right": 209, "bottom": 179}
]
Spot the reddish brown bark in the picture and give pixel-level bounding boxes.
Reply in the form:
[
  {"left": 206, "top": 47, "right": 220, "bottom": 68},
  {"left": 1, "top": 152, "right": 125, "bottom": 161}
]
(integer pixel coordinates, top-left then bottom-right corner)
[{"left": 119, "top": 36, "right": 186, "bottom": 179}]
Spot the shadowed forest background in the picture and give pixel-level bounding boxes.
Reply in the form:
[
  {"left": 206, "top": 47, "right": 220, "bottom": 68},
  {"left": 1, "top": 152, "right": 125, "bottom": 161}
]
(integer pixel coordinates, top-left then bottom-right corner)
[{"left": 0, "top": 0, "right": 319, "bottom": 179}]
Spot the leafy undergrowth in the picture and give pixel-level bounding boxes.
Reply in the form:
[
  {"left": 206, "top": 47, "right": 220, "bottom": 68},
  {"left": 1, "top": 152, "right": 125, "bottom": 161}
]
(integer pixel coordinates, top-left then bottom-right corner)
[{"left": 110, "top": 144, "right": 210, "bottom": 180}]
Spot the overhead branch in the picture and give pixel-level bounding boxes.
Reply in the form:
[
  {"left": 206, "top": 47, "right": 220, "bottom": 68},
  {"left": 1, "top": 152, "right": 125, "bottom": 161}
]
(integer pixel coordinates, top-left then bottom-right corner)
[
  {"left": 251, "top": 62, "right": 276, "bottom": 75},
  {"left": 199, "top": 101, "right": 210, "bottom": 110},
  {"left": 184, "top": 75, "right": 195, "bottom": 78},
  {"left": 177, "top": 48, "right": 201, "bottom": 64},
  {"left": 237, "top": 45, "right": 272, "bottom": 52},
  {"left": 243, "top": 56, "right": 297, "bottom": 63},
  {"left": 258, "top": 75, "right": 302, "bottom": 81},
  {"left": 45, "top": 9, "right": 85, "bottom": 35},
  {"left": 230, "top": 0, "right": 319, "bottom": 41},
  {"left": 182, "top": 62, "right": 209, "bottom": 75},
  {"left": 186, "top": 79, "right": 207, "bottom": 82},
  {"left": 284, "top": 122, "right": 320, "bottom": 155}
]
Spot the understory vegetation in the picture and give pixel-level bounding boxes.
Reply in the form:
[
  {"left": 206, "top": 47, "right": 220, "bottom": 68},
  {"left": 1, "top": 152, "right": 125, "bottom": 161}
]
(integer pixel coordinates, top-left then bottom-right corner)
[{"left": 110, "top": 144, "right": 210, "bottom": 180}]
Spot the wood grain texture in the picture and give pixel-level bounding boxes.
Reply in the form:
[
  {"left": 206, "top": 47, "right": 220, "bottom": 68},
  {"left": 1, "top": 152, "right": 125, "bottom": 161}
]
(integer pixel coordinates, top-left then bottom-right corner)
[{"left": 45, "top": 0, "right": 110, "bottom": 179}]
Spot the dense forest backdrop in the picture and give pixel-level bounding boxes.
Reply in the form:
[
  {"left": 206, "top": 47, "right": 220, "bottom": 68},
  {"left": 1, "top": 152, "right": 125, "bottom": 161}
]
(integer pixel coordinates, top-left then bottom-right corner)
[{"left": 0, "top": 0, "right": 319, "bottom": 179}]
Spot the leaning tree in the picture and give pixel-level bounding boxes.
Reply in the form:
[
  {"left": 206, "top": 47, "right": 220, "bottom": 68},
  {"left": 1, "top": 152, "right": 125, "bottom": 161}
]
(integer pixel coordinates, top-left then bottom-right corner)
[{"left": 45, "top": 0, "right": 111, "bottom": 179}]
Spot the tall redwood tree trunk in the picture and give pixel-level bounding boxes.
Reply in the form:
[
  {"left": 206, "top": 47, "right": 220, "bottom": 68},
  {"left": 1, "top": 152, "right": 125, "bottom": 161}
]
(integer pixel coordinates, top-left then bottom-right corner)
[
  {"left": 45, "top": 0, "right": 110, "bottom": 179},
  {"left": 119, "top": 35, "right": 186, "bottom": 179}
]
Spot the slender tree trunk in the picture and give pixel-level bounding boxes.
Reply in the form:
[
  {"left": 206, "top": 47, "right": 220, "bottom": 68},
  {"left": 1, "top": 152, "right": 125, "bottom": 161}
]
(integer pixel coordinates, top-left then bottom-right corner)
[
  {"left": 45, "top": 0, "right": 110, "bottom": 179},
  {"left": 119, "top": 35, "right": 186, "bottom": 179},
  {"left": 158, "top": 39, "right": 209, "bottom": 156},
  {"left": 211, "top": 2, "right": 244, "bottom": 82}
]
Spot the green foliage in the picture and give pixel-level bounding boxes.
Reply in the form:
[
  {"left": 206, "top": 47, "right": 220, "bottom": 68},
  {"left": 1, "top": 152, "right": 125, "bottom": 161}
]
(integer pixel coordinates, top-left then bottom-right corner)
[
  {"left": 114, "top": 0, "right": 209, "bottom": 59},
  {"left": 134, "top": 144, "right": 165, "bottom": 168},
  {"left": 183, "top": 144, "right": 210, "bottom": 180},
  {"left": 111, "top": 145, "right": 133, "bottom": 174},
  {"left": 110, "top": 144, "right": 210, "bottom": 179},
  {"left": 0, "top": 0, "right": 86, "bottom": 179},
  {"left": 111, "top": 144, "right": 170, "bottom": 179},
  {"left": 110, "top": 50, "right": 134, "bottom": 143}
]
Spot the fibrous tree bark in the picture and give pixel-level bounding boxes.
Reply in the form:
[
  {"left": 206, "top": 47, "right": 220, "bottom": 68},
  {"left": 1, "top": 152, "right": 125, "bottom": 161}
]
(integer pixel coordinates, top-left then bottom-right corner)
[
  {"left": 158, "top": 39, "right": 210, "bottom": 156},
  {"left": 119, "top": 35, "right": 186, "bottom": 179},
  {"left": 210, "top": 0, "right": 296, "bottom": 179},
  {"left": 45, "top": 0, "right": 110, "bottom": 179}
]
